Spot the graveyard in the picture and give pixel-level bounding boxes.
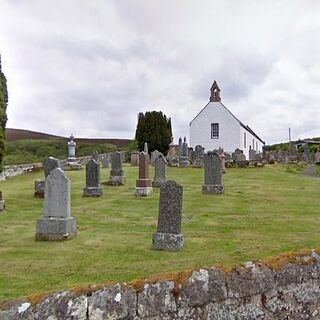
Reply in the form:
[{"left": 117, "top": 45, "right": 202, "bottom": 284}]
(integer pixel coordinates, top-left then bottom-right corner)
[{"left": 1, "top": 162, "right": 320, "bottom": 303}]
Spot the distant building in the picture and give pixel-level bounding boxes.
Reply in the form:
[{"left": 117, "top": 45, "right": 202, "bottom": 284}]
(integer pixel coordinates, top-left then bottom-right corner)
[{"left": 189, "top": 81, "right": 265, "bottom": 159}]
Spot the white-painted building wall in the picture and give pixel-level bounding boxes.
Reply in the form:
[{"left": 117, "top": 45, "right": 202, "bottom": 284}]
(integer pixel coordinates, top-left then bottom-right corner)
[
  {"left": 190, "top": 101, "right": 240, "bottom": 154},
  {"left": 189, "top": 81, "right": 265, "bottom": 160}
]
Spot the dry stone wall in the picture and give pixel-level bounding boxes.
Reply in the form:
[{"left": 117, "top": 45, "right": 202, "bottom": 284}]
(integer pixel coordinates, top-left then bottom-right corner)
[{"left": 2, "top": 251, "right": 320, "bottom": 319}]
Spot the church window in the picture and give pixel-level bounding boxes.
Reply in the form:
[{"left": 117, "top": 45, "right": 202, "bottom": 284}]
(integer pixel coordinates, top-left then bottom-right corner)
[{"left": 211, "top": 123, "right": 219, "bottom": 139}]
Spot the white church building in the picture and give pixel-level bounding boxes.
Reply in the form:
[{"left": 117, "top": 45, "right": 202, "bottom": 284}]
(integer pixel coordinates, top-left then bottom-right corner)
[{"left": 189, "top": 81, "right": 265, "bottom": 159}]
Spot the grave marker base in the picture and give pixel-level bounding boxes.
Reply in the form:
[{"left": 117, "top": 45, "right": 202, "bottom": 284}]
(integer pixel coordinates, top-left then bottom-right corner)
[
  {"left": 152, "top": 232, "right": 184, "bottom": 251},
  {"left": 202, "top": 184, "right": 224, "bottom": 194}
]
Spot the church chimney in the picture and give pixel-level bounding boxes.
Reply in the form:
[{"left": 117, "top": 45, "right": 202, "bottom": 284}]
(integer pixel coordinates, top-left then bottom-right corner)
[{"left": 210, "top": 80, "right": 221, "bottom": 102}]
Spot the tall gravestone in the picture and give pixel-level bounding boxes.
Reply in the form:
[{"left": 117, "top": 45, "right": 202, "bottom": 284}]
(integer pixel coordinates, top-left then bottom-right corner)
[
  {"left": 108, "top": 152, "right": 125, "bottom": 185},
  {"left": 152, "top": 181, "right": 184, "bottom": 251},
  {"left": 83, "top": 158, "right": 102, "bottom": 197},
  {"left": 151, "top": 150, "right": 160, "bottom": 166},
  {"left": 179, "top": 137, "right": 190, "bottom": 167},
  {"left": 178, "top": 137, "right": 182, "bottom": 155},
  {"left": 35, "top": 156, "right": 61, "bottom": 198},
  {"left": 152, "top": 154, "right": 167, "bottom": 187},
  {"left": 135, "top": 152, "right": 153, "bottom": 196},
  {"left": 35, "top": 168, "right": 77, "bottom": 241},
  {"left": 63, "top": 134, "right": 82, "bottom": 170},
  {"left": 202, "top": 152, "right": 224, "bottom": 194},
  {"left": 193, "top": 145, "right": 205, "bottom": 168},
  {"left": 92, "top": 151, "right": 99, "bottom": 163}
]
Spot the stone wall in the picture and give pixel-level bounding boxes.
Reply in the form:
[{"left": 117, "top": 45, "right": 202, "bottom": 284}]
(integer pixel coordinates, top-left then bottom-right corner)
[
  {"left": 2, "top": 250, "right": 320, "bottom": 319},
  {"left": 0, "top": 153, "right": 114, "bottom": 182},
  {"left": 0, "top": 163, "right": 42, "bottom": 181}
]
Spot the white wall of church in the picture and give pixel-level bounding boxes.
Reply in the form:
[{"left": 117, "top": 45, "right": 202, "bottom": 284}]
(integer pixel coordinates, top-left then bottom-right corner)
[
  {"left": 189, "top": 102, "right": 241, "bottom": 154},
  {"left": 240, "top": 126, "right": 263, "bottom": 159}
]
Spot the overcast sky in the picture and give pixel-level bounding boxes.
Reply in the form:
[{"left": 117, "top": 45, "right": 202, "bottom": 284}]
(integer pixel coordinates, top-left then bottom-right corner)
[{"left": 0, "top": 1, "right": 320, "bottom": 144}]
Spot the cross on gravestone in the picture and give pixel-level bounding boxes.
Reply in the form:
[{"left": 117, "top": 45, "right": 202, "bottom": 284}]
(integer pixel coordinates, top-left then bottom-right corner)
[
  {"left": 152, "top": 180, "right": 184, "bottom": 251},
  {"left": 83, "top": 159, "right": 102, "bottom": 197},
  {"left": 35, "top": 156, "right": 61, "bottom": 198},
  {"left": 135, "top": 152, "right": 153, "bottom": 196},
  {"left": 35, "top": 168, "right": 77, "bottom": 241},
  {"left": 152, "top": 154, "right": 167, "bottom": 187},
  {"left": 202, "top": 152, "right": 224, "bottom": 194},
  {"left": 179, "top": 137, "right": 190, "bottom": 167},
  {"left": 107, "top": 151, "right": 125, "bottom": 185}
]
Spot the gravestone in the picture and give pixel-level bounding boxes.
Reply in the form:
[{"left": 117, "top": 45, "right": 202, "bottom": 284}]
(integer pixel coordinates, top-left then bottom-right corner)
[
  {"left": 188, "top": 147, "right": 194, "bottom": 164},
  {"left": 151, "top": 150, "right": 160, "bottom": 166},
  {"left": 135, "top": 152, "right": 153, "bottom": 196},
  {"left": 35, "top": 168, "right": 77, "bottom": 241},
  {"left": 178, "top": 137, "right": 182, "bottom": 155},
  {"left": 315, "top": 152, "right": 320, "bottom": 164},
  {"left": 152, "top": 180, "right": 184, "bottom": 251},
  {"left": 130, "top": 151, "right": 139, "bottom": 166},
  {"left": 152, "top": 154, "right": 167, "bottom": 187},
  {"left": 179, "top": 137, "right": 190, "bottom": 167},
  {"left": 101, "top": 157, "right": 109, "bottom": 168},
  {"left": 168, "top": 142, "right": 176, "bottom": 157},
  {"left": 249, "top": 149, "right": 256, "bottom": 161},
  {"left": 35, "top": 156, "right": 61, "bottom": 198},
  {"left": 108, "top": 152, "right": 125, "bottom": 185},
  {"left": 63, "top": 134, "right": 82, "bottom": 170},
  {"left": 193, "top": 145, "right": 205, "bottom": 168},
  {"left": 92, "top": 151, "right": 99, "bottom": 163},
  {"left": 202, "top": 152, "right": 224, "bottom": 194},
  {"left": 221, "top": 153, "right": 227, "bottom": 173},
  {"left": 237, "top": 153, "right": 248, "bottom": 168},
  {"left": 83, "top": 158, "right": 102, "bottom": 197},
  {"left": 0, "top": 191, "right": 5, "bottom": 212}
]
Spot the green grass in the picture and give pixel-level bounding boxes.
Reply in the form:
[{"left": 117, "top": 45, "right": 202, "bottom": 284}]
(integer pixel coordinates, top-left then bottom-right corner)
[{"left": 1, "top": 163, "right": 320, "bottom": 302}]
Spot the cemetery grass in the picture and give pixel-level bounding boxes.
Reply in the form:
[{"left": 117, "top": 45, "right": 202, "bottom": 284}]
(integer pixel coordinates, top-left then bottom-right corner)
[{"left": 1, "top": 163, "right": 320, "bottom": 302}]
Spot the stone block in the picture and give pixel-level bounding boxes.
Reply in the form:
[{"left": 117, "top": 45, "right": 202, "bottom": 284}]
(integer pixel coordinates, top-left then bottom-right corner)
[
  {"left": 88, "top": 284, "right": 136, "bottom": 319},
  {"left": 107, "top": 175, "right": 125, "bottom": 186},
  {"left": 135, "top": 187, "right": 153, "bottom": 196},
  {"left": 202, "top": 184, "right": 224, "bottom": 194},
  {"left": 137, "top": 281, "right": 176, "bottom": 318},
  {"left": 83, "top": 187, "right": 103, "bottom": 197},
  {"left": 35, "top": 217, "right": 77, "bottom": 241},
  {"left": 152, "top": 232, "right": 184, "bottom": 251}
]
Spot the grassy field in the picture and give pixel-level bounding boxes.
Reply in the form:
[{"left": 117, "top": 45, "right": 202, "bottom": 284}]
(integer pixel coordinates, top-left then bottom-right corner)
[{"left": 1, "top": 163, "right": 320, "bottom": 302}]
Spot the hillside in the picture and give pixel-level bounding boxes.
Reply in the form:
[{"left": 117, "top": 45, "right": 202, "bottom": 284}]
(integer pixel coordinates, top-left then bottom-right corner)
[{"left": 6, "top": 128, "right": 132, "bottom": 147}]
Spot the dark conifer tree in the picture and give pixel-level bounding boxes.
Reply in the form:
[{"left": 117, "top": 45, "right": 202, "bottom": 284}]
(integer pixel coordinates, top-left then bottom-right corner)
[{"left": 135, "top": 111, "right": 172, "bottom": 155}]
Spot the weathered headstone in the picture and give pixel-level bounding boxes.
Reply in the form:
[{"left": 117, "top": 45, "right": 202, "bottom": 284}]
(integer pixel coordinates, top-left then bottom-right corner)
[
  {"left": 249, "top": 149, "right": 256, "bottom": 161},
  {"left": 63, "top": 134, "right": 82, "bottom": 170},
  {"left": 152, "top": 154, "right": 167, "bottom": 187},
  {"left": 83, "top": 158, "right": 102, "bottom": 197},
  {"left": 193, "top": 145, "right": 205, "bottom": 168},
  {"left": 221, "top": 153, "right": 226, "bottom": 173},
  {"left": 135, "top": 152, "right": 153, "bottom": 196},
  {"left": 92, "top": 151, "right": 99, "bottom": 163},
  {"left": 144, "top": 142, "right": 148, "bottom": 154},
  {"left": 168, "top": 142, "right": 176, "bottom": 157},
  {"left": 202, "top": 152, "right": 224, "bottom": 194},
  {"left": 101, "top": 157, "right": 109, "bottom": 168},
  {"left": 130, "top": 151, "right": 139, "bottom": 166},
  {"left": 152, "top": 180, "right": 184, "bottom": 251},
  {"left": 151, "top": 150, "right": 160, "bottom": 166},
  {"left": 35, "top": 168, "right": 77, "bottom": 241},
  {"left": 108, "top": 152, "right": 125, "bottom": 185},
  {"left": 179, "top": 137, "right": 190, "bottom": 167},
  {"left": 0, "top": 191, "right": 5, "bottom": 212},
  {"left": 178, "top": 137, "right": 182, "bottom": 155},
  {"left": 35, "top": 156, "right": 61, "bottom": 198}
]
